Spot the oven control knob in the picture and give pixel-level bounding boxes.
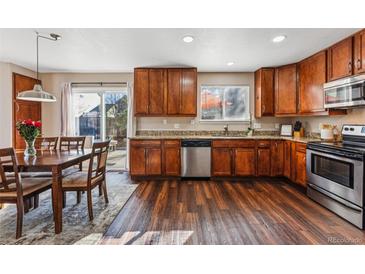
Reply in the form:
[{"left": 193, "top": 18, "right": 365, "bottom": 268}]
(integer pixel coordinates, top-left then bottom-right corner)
[
  {"left": 350, "top": 128, "right": 355, "bottom": 131},
  {"left": 344, "top": 127, "right": 349, "bottom": 131}
]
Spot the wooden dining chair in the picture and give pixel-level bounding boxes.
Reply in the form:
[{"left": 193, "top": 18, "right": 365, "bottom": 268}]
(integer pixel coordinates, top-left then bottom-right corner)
[
  {"left": 0, "top": 148, "right": 53, "bottom": 239},
  {"left": 61, "top": 141, "right": 110, "bottom": 221},
  {"left": 59, "top": 136, "right": 86, "bottom": 151},
  {"left": 35, "top": 137, "right": 59, "bottom": 150}
]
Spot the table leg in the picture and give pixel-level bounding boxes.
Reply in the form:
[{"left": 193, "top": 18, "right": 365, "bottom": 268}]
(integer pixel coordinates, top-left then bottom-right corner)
[{"left": 52, "top": 166, "right": 63, "bottom": 234}]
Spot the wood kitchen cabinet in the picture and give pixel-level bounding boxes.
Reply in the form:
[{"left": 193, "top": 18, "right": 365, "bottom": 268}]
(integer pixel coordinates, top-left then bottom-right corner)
[
  {"left": 283, "top": 140, "right": 292, "bottom": 178},
  {"left": 255, "top": 68, "right": 275, "bottom": 118},
  {"left": 162, "top": 140, "right": 181, "bottom": 176},
  {"left": 212, "top": 140, "right": 256, "bottom": 177},
  {"left": 270, "top": 140, "right": 284, "bottom": 176},
  {"left": 354, "top": 29, "right": 365, "bottom": 74},
  {"left": 234, "top": 148, "right": 256, "bottom": 176},
  {"left": 275, "top": 64, "right": 297, "bottom": 115},
  {"left": 134, "top": 67, "right": 197, "bottom": 117},
  {"left": 130, "top": 140, "right": 162, "bottom": 176},
  {"left": 294, "top": 143, "right": 307, "bottom": 187},
  {"left": 298, "top": 51, "right": 327, "bottom": 114},
  {"left": 256, "top": 140, "right": 271, "bottom": 176},
  {"left": 327, "top": 37, "right": 353, "bottom": 81}
]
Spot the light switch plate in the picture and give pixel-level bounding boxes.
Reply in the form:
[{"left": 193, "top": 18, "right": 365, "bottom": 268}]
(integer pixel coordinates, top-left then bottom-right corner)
[
  {"left": 174, "top": 123, "right": 180, "bottom": 129},
  {"left": 253, "top": 123, "right": 261, "bottom": 129}
]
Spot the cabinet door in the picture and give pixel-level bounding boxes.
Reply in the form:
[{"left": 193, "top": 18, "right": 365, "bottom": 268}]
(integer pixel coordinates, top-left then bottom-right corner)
[
  {"left": 180, "top": 68, "right": 197, "bottom": 115},
  {"left": 212, "top": 148, "right": 232, "bottom": 176},
  {"left": 295, "top": 151, "right": 307, "bottom": 187},
  {"left": 149, "top": 69, "right": 166, "bottom": 115},
  {"left": 134, "top": 68, "right": 149, "bottom": 115},
  {"left": 271, "top": 141, "right": 284, "bottom": 176},
  {"left": 257, "top": 148, "right": 271, "bottom": 176},
  {"left": 234, "top": 148, "right": 256, "bottom": 176},
  {"left": 146, "top": 148, "right": 162, "bottom": 175},
  {"left": 298, "top": 51, "right": 327, "bottom": 113},
  {"left": 328, "top": 37, "right": 353, "bottom": 81},
  {"left": 167, "top": 69, "right": 181, "bottom": 115},
  {"left": 290, "top": 142, "right": 296, "bottom": 181},
  {"left": 283, "top": 141, "right": 291, "bottom": 178},
  {"left": 163, "top": 141, "right": 180, "bottom": 176},
  {"left": 130, "top": 146, "right": 146, "bottom": 175},
  {"left": 275, "top": 64, "right": 297, "bottom": 115},
  {"left": 255, "top": 68, "right": 275, "bottom": 118},
  {"left": 354, "top": 30, "right": 365, "bottom": 74}
]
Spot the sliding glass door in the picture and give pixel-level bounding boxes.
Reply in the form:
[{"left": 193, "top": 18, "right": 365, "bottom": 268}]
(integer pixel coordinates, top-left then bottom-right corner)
[{"left": 73, "top": 89, "right": 128, "bottom": 170}]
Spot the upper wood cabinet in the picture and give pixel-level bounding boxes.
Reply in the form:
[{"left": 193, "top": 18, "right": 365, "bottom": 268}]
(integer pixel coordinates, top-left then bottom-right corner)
[
  {"left": 275, "top": 64, "right": 297, "bottom": 115},
  {"left": 255, "top": 68, "right": 275, "bottom": 118},
  {"left": 298, "top": 51, "right": 327, "bottom": 114},
  {"left": 134, "top": 68, "right": 150, "bottom": 115},
  {"left": 354, "top": 30, "right": 365, "bottom": 74},
  {"left": 134, "top": 67, "right": 197, "bottom": 117},
  {"left": 327, "top": 37, "right": 353, "bottom": 81}
]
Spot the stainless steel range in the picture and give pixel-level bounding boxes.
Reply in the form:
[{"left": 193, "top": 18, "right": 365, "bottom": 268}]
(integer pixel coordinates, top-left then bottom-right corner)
[{"left": 306, "top": 124, "right": 365, "bottom": 228}]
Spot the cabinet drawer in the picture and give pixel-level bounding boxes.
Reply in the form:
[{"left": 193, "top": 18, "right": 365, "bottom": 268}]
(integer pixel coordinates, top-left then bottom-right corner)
[
  {"left": 212, "top": 140, "right": 255, "bottom": 148},
  {"left": 163, "top": 140, "right": 180, "bottom": 147},
  {"left": 295, "top": 143, "right": 307, "bottom": 153},
  {"left": 130, "top": 140, "right": 161, "bottom": 147},
  {"left": 256, "top": 140, "right": 271, "bottom": 148}
]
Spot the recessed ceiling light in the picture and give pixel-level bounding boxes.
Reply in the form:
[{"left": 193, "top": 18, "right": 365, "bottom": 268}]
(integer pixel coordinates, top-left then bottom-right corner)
[
  {"left": 272, "top": 35, "right": 287, "bottom": 43},
  {"left": 182, "top": 35, "right": 194, "bottom": 43},
  {"left": 227, "top": 62, "right": 234, "bottom": 66}
]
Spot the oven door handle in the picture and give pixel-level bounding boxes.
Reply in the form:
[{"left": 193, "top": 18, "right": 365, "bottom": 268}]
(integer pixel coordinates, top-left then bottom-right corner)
[{"left": 308, "top": 183, "right": 363, "bottom": 212}]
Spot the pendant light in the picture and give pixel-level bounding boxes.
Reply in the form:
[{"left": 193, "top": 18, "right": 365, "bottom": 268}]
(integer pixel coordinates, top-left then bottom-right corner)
[{"left": 17, "top": 32, "right": 61, "bottom": 102}]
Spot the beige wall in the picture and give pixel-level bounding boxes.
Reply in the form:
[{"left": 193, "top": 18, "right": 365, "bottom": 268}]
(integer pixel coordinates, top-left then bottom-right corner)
[
  {"left": 137, "top": 72, "right": 292, "bottom": 131},
  {"left": 40, "top": 73, "right": 134, "bottom": 136},
  {"left": 292, "top": 108, "right": 365, "bottom": 133},
  {"left": 0, "top": 62, "right": 36, "bottom": 148}
]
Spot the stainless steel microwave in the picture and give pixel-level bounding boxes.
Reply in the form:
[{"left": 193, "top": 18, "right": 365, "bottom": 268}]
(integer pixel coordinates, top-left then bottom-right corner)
[{"left": 324, "top": 74, "right": 365, "bottom": 109}]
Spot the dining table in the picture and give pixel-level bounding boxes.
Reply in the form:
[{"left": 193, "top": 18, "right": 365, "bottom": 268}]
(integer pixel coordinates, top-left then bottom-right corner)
[{"left": 4, "top": 149, "right": 92, "bottom": 234}]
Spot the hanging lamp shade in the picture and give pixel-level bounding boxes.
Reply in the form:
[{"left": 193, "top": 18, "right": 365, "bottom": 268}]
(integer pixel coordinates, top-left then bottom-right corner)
[
  {"left": 16, "top": 32, "right": 61, "bottom": 103},
  {"left": 17, "top": 84, "right": 57, "bottom": 102}
]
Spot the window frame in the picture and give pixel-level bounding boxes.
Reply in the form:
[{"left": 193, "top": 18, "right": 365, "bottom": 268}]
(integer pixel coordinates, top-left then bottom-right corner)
[{"left": 199, "top": 84, "right": 250, "bottom": 123}]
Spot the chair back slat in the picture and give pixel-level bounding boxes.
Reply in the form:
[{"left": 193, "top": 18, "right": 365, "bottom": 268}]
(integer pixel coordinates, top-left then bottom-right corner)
[
  {"left": 0, "top": 148, "right": 22, "bottom": 194},
  {"left": 35, "top": 137, "right": 59, "bottom": 150},
  {"left": 87, "top": 141, "right": 110, "bottom": 185},
  {"left": 59, "top": 136, "right": 86, "bottom": 151}
]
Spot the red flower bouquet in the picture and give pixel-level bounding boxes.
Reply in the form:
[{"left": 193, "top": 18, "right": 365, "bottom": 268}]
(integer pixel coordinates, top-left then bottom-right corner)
[{"left": 16, "top": 119, "right": 42, "bottom": 156}]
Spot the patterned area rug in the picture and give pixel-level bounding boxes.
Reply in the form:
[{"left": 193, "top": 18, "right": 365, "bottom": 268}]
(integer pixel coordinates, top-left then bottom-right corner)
[{"left": 0, "top": 172, "right": 137, "bottom": 245}]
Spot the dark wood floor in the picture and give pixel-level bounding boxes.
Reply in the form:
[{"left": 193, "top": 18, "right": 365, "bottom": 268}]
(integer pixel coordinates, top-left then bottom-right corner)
[{"left": 101, "top": 178, "right": 365, "bottom": 245}]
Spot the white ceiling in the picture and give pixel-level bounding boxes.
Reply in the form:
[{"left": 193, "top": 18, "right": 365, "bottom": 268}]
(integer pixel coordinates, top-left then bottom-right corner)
[{"left": 0, "top": 28, "right": 360, "bottom": 73}]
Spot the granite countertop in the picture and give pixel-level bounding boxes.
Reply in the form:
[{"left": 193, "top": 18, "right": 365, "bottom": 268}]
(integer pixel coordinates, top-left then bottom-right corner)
[{"left": 129, "top": 135, "right": 320, "bottom": 144}]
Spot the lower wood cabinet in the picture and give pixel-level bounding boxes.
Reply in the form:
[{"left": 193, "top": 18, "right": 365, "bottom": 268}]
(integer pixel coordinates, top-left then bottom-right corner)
[
  {"left": 212, "top": 140, "right": 256, "bottom": 177},
  {"left": 130, "top": 139, "right": 180, "bottom": 177},
  {"left": 234, "top": 148, "right": 256, "bottom": 176},
  {"left": 257, "top": 148, "right": 271, "bottom": 176},
  {"left": 162, "top": 140, "right": 181, "bottom": 176},
  {"left": 270, "top": 140, "right": 284, "bottom": 176},
  {"left": 211, "top": 148, "right": 232, "bottom": 176},
  {"left": 283, "top": 141, "right": 307, "bottom": 187},
  {"left": 283, "top": 141, "right": 292, "bottom": 178}
]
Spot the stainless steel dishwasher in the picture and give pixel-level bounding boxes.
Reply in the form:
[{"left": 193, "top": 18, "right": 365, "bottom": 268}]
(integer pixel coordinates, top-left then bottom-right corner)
[{"left": 181, "top": 139, "right": 211, "bottom": 178}]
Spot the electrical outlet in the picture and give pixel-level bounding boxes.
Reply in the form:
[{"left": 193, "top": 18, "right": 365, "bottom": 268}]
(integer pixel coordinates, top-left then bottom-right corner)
[
  {"left": 275, "top": 123, "right": 280, "bottom": 129},
  {"left": 253, "top": 123, "right": 261, "bottom": 129},
  {"left": 190, "top": 119, "right": 195, "bottom": 125},
  {"left": 174, "top": 123, "right": 180, "bottom": 129},
  {"left": 162, "top": 119, "right": 167, "bottom": 125}
]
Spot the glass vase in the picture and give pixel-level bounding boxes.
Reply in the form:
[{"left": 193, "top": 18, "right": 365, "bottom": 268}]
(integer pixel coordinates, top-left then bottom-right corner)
[{"left": 24, "top": 139, "right": 36, "bottom": 157}]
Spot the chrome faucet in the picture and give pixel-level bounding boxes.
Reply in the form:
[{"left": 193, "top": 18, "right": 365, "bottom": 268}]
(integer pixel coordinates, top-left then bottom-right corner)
[{"left": 223, "top": 124, "right": 229, "bottom": 135}]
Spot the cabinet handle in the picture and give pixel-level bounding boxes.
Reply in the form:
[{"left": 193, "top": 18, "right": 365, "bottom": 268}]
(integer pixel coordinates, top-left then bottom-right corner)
[
  {"left": 357, "top": 59, "right": 362, "bottom": 70},
  {"left": 15, "top": 102, "right": 20, "bottom": 113},
  {"left": 348, "top": 61, "right": 352, "bottom": 73}
]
